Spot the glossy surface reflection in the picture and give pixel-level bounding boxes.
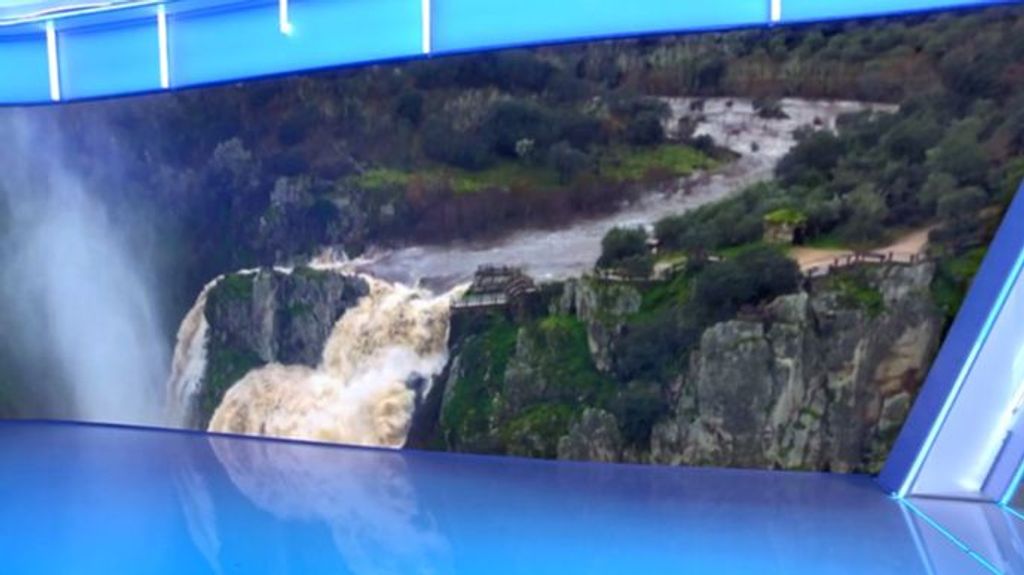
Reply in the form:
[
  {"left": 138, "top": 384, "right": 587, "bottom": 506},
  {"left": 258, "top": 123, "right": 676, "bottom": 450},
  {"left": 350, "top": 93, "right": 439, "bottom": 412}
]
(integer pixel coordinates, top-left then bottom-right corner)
[{"left": 0, "top": 421, "right": 992, "bottom": 574}]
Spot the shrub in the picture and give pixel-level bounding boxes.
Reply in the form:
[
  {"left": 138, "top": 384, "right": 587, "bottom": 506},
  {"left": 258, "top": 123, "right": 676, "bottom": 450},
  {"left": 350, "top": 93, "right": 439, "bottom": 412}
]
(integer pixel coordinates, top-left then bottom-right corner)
[
  {"left": 626, "top": 111, "right": 666, "bottom": 146},
  {"left": 395, "top": 90, "right": 424, "bottom": 126},
  {"left": 692, "top": 246, "right": 799, "bottom": 320},
  {"left": 485, "top": 100, "right": 558, "bottom": 158},
  {"left": 548, "top": 141, "right": 591, "bottom": 183},
  {"left": 598, "top": 226, "right": 650, "bottom": 269},
  {"left": 422, "top": 117, "right": 494, "bottom": 170}
]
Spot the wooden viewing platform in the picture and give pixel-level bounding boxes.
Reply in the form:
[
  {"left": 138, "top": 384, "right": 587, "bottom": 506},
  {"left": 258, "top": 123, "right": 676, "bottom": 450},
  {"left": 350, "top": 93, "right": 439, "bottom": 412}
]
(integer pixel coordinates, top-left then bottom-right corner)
[
  {"left": 803, "top": 251, "right": 928, "bottom": 279},
  {"left": 452, "top": 265, "right": 539, "bottom": 312}
]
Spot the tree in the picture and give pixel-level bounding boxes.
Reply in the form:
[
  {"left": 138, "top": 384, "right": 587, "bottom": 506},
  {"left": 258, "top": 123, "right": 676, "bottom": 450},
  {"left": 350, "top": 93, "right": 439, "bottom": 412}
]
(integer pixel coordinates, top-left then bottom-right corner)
[
  {"left": 548, "top": 141, "right": 590, "bottom": 184},
  {"left": 883, "top": 115, "right": 942, "bottom": 163},
  {"left": 776, "top": 130, "right": 845, "bottom": 187},
  {"left": 611, "top": 381, "right": 671, "bottom": 446},
  {"left": 422, "top": 117, "right": 494, "bottom": 170},
  {"left": 598, "top": 226, "right": 652, "bottom": 277},
  {"left": 691, "top": 246, "right": 799, "bottom": 321},
  {"left": 937, "top": 186, "right": 987, "bottom": 238},
  {"left": 920, "top": 172, "right": 958, "bottom": 214},
  {"left": 1000, "top": 157, "right": 1024, "bottom": 203},
  {"left": 485, "top": 100, "right": 557, "bottom": 158},
  {"left": 927, "top": 124, "right": 989, "bottom": 187},
  {"left": 394, "top": 90, "right": 424, "bottom": 126},
  {"left": 626, "top": 111, "right": 665, "bottom": 146},
  {"left": 840, "top": 184, "right": 889, "bottom": 244}
]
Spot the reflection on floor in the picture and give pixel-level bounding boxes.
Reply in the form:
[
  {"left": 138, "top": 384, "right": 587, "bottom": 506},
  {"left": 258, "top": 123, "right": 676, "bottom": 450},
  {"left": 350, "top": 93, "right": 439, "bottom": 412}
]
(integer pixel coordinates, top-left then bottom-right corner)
[{"left": 0, "top": 420, "right": 1014, "bottom": 574}]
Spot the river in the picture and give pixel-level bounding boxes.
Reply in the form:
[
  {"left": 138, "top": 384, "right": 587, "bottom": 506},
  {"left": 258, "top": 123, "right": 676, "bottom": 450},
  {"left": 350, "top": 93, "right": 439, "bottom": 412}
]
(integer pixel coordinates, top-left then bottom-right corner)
[{"left": 348, "top": 98, "right": 895, "bottom": 290}]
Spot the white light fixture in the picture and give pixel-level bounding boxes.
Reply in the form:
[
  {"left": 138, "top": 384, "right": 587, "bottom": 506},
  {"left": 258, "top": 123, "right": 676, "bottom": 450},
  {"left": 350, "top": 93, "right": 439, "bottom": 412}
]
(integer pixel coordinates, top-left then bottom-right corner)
[
  {"left": 770, "top": 0, "right": 782, "bottom": 23},
  {"left": 279, "top": 0, "right": 293, "bottom": 35},
  {"left": 45, "top": 20, "right": 60, "bottom": 101},
  {"left": 421, "top": 0, "right": 431, "bottom": 54},
  {"left": 157, "top": 5, "right": 169, "bottom": 88}
]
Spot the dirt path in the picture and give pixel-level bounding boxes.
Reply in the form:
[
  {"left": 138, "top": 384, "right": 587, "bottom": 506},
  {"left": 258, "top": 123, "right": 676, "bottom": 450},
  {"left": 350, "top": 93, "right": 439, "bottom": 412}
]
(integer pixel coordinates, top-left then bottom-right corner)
[{"left": 790, "top": 226, "right": 934, "bottom": 272}]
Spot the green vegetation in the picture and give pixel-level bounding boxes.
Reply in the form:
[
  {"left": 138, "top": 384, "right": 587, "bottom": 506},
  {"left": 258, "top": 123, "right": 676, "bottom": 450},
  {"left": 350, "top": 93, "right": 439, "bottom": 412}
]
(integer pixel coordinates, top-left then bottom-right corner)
[
  {"left": 352, "top": 168, "right": 411, "bottom": 192},
  {"left": 501, "top": 404, "right": 577, "bottom": 458},
  {"left": 597, "top": 226, "right": 653, "bottom": 277},
  {"left": 616, "top": 245, "right": 800, "bottom": 381},
  {"left": 654, "top": 183, "right": 788, "bottom": 255},
  {"left": 829, "top": 270, "right": 886, "bottom": 317},
  {"left": 442, "top": 315, "right": 518, "bottom": 451},
  {"left": 602, "top": 145, "right": 714, "bottom": 182},
  {"left": 199, "top": 346, "right": 263, "bottom": 424},
  {"left": 442, "top": 314, "right": 614, "bottom": 457},
  {"left": 638, "top": 272, "right": 692, "bottom": 316},
  {"left": 530, "top": 315, "right": 615, "bottom": 403},
  {"left": 932, "top": 246, "right": 987, "bottom": 321},
  {"left": 764, "top": 208, "right": 808, "bottom": 226},
  {"left": 215, "top": 274, "right": 254, "bottom": 302},
  {"left": 353, "top": 143, "right": 710, "bottom": 198}
]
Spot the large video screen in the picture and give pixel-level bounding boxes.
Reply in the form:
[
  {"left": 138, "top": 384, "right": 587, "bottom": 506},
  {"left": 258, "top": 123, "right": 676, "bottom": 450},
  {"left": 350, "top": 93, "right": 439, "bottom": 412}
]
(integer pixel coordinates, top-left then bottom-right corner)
[{"left": 1, "top": 5, "right": 1021, "bottom": 474}]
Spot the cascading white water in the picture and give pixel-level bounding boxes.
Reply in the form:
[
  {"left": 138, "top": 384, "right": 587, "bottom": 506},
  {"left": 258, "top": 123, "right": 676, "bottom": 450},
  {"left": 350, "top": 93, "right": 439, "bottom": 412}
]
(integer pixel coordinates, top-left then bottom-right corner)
[
  {"left": 201, "top": 276, "right": 464, "bottom": 447},
  {"left": 167, "top": 277, "right": 220, "bottom": 426},
  {"left": 0, "top": 112, "right": 168, "bottom": 424}
]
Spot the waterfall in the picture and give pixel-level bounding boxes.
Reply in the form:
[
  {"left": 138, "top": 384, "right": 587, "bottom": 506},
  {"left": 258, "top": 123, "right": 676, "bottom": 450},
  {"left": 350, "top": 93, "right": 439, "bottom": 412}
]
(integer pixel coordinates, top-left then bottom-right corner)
[
  {"left": 166, "top": 277, "right": 220, "bottom": 427},
  {"left": 169, "top": 271, "right": 465, "bottom": 448},
  {"left": 0, "top": 112, "right": 168, "bottom": 424}
]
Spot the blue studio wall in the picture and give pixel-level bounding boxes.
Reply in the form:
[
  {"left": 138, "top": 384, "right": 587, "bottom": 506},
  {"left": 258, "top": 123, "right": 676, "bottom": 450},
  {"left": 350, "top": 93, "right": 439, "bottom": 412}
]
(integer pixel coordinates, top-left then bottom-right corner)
[{"left": 0, "top": 0, "right": 1019, "bottom": 104}]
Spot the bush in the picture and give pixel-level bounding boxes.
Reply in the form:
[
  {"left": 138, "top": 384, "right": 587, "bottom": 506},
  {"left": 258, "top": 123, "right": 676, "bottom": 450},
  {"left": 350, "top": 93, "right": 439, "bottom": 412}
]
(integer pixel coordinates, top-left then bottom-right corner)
[
  {"left": 692, "top": 246, "right": 800, "bottom": 320},
  {"left": 560, "top": 113, "right": 608, "bottom": 150},
  {"left": 615, "top": 310, "right": 697, "bottom": 381},
  {"left": 548, "top": 141, "right": 591, "bottom": 183},
  {"left": 927, "top": 126, "right": 989, "bottom": 187},
  {"left": 937, "top": 186, "right": 987, "bottom": 239},
  {"left": 598, "top": 226, "right": 650, "bottom": 269},
  {"left": 422, "top": 117, "right": 494, "bottom": 170},
  {"left": 839, "top": 184, "right": 889, "bottom": 244},
  {"left": 626, "top": 111, "right": 666, "bottom": 146},
  {"left": 776, "top": 131, "right": 845, "bottom": 187},
  {"left": 277, "top": 107, "right": 320, "bottom": 146},
  {"left": 395, "top": 90, "right": 424, "bottom": 126},
  {"left": 485, "top": 100, "right": 558, "bottom": 158},
  {"left": 611, "top": 382, "right": 670, "bottom": 446}
]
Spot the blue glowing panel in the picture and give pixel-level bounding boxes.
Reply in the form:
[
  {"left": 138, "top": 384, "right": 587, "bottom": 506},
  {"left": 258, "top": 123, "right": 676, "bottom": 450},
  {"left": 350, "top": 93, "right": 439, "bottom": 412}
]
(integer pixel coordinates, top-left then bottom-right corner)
[
  {"left": 431, "top": 0, "right": 769, "bottom": 54},
  {"left": 0, "top": 421, "right": 988, "bottom": 574},
  {"left": 169, "top": 0, "right": 422, "bottom": 89},
  {"left": 58, "top": 18, "right": 161, "bottom": 100},
  {"left": 781, "top": 0, "right": 1012, "bottom": 23},
  {"left": 879, "top": 183, "right": 1024, "bottom": 496},
  {"left": 907, "top": 498, "right": 1024, "bottom": 573},
  {"left": 0, "top": 30, "right": 50, "bottom": 104}
]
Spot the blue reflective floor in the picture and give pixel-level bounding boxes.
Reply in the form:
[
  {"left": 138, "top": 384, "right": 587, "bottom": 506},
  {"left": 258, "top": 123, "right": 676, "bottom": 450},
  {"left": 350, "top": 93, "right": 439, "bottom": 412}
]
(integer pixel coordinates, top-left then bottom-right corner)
[{"left": 0, "top": 421, "right": 1002, "bottom": 574}]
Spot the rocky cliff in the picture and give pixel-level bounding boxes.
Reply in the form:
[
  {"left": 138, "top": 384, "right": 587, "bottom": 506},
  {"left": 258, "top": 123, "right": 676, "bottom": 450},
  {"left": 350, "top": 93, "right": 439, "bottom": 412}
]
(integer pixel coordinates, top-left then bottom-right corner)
[
  {"left": 650, "top": 263, "right": 941, "bottom": 472},
  {"left": 195, "top": 267, "right": 368, "bottom": 425},
  {"left": 438, "top": 262, "right": 942, "bottom": 473}
]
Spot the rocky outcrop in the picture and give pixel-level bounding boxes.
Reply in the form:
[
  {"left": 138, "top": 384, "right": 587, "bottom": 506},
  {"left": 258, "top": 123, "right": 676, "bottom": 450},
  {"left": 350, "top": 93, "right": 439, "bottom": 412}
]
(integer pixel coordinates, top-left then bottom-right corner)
[
  {"left": 556, "top": 278, "right": 641, "bottom": 372},
  {"left": 205, "top": 267, "right": 368, "bottom": 366},
  {"left": 196, "top": 267, "right": 368, "bottom": 424},
  {"left": 649, "top": 263, "right": 942, "bottom": 473},
  {"left": 557, "top": 408, "right": 624, "bottom": 463}
]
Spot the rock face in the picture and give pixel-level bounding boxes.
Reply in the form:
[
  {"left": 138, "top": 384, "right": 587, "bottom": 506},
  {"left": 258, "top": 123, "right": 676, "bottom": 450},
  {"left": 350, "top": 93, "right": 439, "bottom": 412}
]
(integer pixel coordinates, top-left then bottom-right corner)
[
  {"left": 557, "top": 408, "right": 624, "bottom": 463},
  {"left": 206, "top": 267, "right": 368, "bottom": 366},
  {"left": 556, "top": 278, "right": 641, "bottom": 372},
  {"left": 196, "top": 267, "right": 368, "bottom": 424},
  {"left": 438, "top": 262, "right": 941, "bottom": 473},
  {"left": 649, "top": 263, "right": 942, "bottom": 472}
]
